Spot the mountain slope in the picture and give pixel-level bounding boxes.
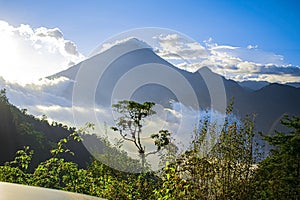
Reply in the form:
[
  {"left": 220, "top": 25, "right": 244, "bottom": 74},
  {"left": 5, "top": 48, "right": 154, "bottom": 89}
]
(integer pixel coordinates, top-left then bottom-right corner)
[
  {"left": 0, "top": 92, "right": 94, "bottom": 169},
  {"left": 244, "top": 83, "right": 300, "bottom": 134},
  {"left": 237, "top": 80, "right": 270, "bottom": 91},
  {"left": 49, "top": 38, "right": 300, "bottom": 134}
]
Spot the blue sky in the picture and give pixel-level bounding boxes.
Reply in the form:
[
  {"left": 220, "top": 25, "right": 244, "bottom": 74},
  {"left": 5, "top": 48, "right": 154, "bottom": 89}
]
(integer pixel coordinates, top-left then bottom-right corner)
[
  {"left": 0, "top": 0, "right": 299, "bottom": 84},
  {"left": 1, "top": 0, "right": 299, "bottom": 63}
]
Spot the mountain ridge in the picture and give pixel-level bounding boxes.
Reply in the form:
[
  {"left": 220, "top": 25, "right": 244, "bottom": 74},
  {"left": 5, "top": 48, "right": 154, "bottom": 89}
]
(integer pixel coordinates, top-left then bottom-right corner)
[
  {"left": 46, "top": 38, "right": 300, "bottom": 134},
  {"left": 0, "top": 94, "right": 94, "bottom": 169}
]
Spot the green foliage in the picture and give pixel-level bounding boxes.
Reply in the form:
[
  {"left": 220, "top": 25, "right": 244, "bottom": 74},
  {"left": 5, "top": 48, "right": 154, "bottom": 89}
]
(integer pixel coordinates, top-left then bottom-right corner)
[
  {"left": 1, "top": 97, "right": 300, "bottom": 199},
  {"left": 151, "top": 130, "right": 171, "bottom": 151},
  {"left": 154, "top": 109, "right": 260, "bottom": 199},
  {"left": 111, "top": 100, "right": 157, "bottom": 155},
  {"left": 0, "top": 165, "right": 30, "bottom": 184},
  {"left": 0, "top": 88, "right": 93, "bottom": 170},
  {"left": 7, "top": 146, "right": 34, "bottom": 172},
  {"left": 153, "top": 163, "right": 188, "bottom": 199},
  {"left": 0, "top": 146, "right": 33, "bottom": 185},
  {"left": 252, "top": 115, "right": 300, "bottom": 199},
  {"left": 111, "top": 100, "right": 171, "bottom": 169},
  {"left": 0, "top": 88, "right": 9, "bottom": 104},
  {"left": 0, "top": 121, "right": 160, "bottom": 199},
  {"left": 32, "top": 157, "right": 79, "bottom": 189},
  {"left": 95, "top": 134, "right": 144, "bottom": 173},
  {"left": 50, "top": 125, "right": 84, "bottom": 157}
]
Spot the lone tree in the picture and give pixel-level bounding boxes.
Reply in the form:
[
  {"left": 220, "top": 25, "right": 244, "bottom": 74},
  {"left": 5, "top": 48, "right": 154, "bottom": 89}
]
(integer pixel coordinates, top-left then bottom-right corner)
[{"left": 111, "top": 100, "right": 171, "bottom": 169}]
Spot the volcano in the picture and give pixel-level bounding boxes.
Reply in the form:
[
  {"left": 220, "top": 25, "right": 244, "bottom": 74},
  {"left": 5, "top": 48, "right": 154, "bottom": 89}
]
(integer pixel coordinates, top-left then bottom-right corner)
[{"left": 48, "top": 38, "right": 300, "bottom": 134}]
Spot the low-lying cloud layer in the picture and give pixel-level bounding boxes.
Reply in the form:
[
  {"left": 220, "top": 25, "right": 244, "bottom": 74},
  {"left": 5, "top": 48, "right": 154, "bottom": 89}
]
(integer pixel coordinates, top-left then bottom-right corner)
[
  {"left": 0, "top": 20, "right": 84, "bottom": 84},
  {"left": 1, "top": 75, "right": 224, "bottom": 172}
]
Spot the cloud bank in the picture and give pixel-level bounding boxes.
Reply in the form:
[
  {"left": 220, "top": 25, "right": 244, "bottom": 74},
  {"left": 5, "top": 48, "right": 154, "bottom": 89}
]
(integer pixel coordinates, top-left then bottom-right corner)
[
  {"left": 0, "top": 75, "right": 218, "bottom": 172},
  {"left": 155, "top": 34, "right": 300, "bottom": 83},
  {"left": 0, "top": 20, "right": 84, "bottom": 84}
]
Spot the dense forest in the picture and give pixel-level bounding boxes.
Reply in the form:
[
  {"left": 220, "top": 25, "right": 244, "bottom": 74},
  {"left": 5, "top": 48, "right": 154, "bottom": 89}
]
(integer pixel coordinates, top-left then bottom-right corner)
[{"left": 0, "top": 88, "right": 299, "bottom": 199}]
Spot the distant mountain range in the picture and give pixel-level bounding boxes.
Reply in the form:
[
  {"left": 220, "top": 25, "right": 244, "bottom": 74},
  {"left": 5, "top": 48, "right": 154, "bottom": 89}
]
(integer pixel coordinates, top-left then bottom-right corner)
[
  {"left": 237, "top": 80, "right": 300, "bottom": 91},
  {"left": 49, "top": 38, "right": 300, "bottom": 134}
]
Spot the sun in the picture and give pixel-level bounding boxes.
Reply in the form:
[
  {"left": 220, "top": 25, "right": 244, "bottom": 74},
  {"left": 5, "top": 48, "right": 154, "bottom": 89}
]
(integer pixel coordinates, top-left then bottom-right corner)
[{"left": 0, "top": 32, "right": 20, "bottom": 82}]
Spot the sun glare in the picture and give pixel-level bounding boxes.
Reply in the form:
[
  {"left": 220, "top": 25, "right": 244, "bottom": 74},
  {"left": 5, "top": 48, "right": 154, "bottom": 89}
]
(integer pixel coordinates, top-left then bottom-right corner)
[{"left": 0, "top": 33, "right": 20, "bottom": 82}]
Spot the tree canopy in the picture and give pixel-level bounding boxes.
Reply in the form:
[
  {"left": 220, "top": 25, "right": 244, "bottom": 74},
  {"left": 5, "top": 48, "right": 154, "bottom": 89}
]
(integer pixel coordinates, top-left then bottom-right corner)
[{"left": 111, "top": 100, "right": 171, "bottom": 169}]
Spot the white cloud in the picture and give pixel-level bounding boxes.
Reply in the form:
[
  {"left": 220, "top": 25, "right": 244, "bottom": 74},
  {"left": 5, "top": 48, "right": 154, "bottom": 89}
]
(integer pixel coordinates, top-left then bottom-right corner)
[
  {"left": 91, "top": 37, "right": 152, "bottom": 57},
  {"left": 155, "top": 34, "right": 300, "bottom": 83},
  {"left": 154, "top": 34, "right": 208, "bottom": 61},
  {"left": 0, "top": 76, "right": 73, "bottom": 107},
  {"left": 0, "top": 20, "right": 84, "bottom": 85},
  {"left": 247, "top": 44, "right": 258, "bottom": 49}
]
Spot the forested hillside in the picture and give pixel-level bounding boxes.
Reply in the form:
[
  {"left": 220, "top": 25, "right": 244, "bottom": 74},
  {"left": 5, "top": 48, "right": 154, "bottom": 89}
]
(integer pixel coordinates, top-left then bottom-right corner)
[
  {"left": 0, "top": 89, "right": 92, "bottom": 169},
  {"left": 0, "top": 89, "right": 299, "bottom": 199}
]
